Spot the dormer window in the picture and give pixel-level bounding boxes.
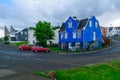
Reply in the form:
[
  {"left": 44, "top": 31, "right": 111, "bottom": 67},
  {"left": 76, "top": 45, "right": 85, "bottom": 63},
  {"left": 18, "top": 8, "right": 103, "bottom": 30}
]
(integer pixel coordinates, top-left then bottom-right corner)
[
  {"left": 89, "top": 21, "right": 92, "bottom": 27},
  {"left": 68, "top": 21, "right": 72, "bottom": 28}
]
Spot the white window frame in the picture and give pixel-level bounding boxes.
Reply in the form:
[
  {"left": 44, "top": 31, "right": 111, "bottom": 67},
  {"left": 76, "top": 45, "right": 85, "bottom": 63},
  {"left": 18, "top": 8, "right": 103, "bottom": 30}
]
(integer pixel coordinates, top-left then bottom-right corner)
[
  {"left": 21, "top": 31, "right": 23, "bottom": 34},
  {"left": 73, "top": 31, "right": 76, "bottom": 39},
  {"left": 95, "top": 22, "right": 98, "bottom": 28},
  {"left": 65, "top": 32, "right": 68, "bottom": 39},
  {"left": 61, "top": 33, "right": 63, "bottom": 39},
  {"left": 68, "top": 21, "right": 72, "bottom": 28},
  {"left": 89, "top": 21, "right": 92, "bottom": 27},
  {"left": 25, "top": 31, "right": 27, "bottom": 35},
  {"left": 78, "top": 31, "right": 81, "bottom": 38},
  {"left": 76, "top": 42, "right": 80, "bottom": 49},
  {"left": 93, "top": 32, "right": 96, "bottom": 41},
  {"left": 25, "top": 37, "right": 27, "bottom": 40}
]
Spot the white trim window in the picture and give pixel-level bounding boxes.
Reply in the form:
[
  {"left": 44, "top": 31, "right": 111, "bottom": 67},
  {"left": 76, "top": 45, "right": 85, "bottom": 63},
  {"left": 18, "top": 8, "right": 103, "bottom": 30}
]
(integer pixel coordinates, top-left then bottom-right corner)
[
  {"left": 76, "top": 42, "right": 80, "bottom": 49},
  {"left": 78, "top": 31, "right": 81, "bottom": 38},
  {"left": 93, "top": 32, "right": 96, "bottom": 41},
  {"left": 25, "top": 32, "right": 27, "bottom": 35},
  {"left": 65, "top": 32, "right": 68, "bottom": 39},
  {"left": 25, "top": 37, "right": 27, "bottom": 40},
  {"left": 73, "top": 31, "right": 76, "bottom": 39},
  {"left": 95, "top": 22, "right": 98, "bottom": 28},
  {"left": 61, "top": 33, "right": 63, "bottom": 39},
  {"left": 89, "top": 21, "right": 92, "bottom": 27},
  {"left": 68, "top": 21, "right": 72, "bottom": 28},
  {"left": 21, "top": 31, "right": 23, "bottom": 34}
]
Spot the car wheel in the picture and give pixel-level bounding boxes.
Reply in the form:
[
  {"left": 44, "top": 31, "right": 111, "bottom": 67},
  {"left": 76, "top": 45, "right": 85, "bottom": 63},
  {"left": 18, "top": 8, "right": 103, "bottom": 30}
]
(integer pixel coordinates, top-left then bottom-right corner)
[
  {"left": 20, "top": 48, "right": 23, "bottom": 51},
  {"left": 35, "top": 50, "right": 38, "bottom": 52},
  {"left": 46, "top": 50, "right": 48, "bottom": 52}
]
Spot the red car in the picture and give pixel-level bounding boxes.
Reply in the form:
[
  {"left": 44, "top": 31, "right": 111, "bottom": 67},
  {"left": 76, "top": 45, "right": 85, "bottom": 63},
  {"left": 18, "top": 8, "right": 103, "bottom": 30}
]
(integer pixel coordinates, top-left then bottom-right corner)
[
  {"left": 32, "top": 46, "right": 50, "bottom": 52},
  {"left": 19, "top": 45, "right": 32, "bottom": 51}
]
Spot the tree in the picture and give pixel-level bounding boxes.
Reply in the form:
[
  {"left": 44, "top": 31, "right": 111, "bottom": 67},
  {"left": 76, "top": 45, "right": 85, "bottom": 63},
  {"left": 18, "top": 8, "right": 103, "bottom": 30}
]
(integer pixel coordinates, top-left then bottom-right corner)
[
  {"left": 52, "top": 26, "right": 60, "bottom": 30},
  {"left": 33, "top": 21, "right": 55, "bottom": 46},
  {"left": 4, "top": 36, "right": 9, "bottom": 44},
  {"left": 4, "top": 36, "right": 9, "bottom": 42}
]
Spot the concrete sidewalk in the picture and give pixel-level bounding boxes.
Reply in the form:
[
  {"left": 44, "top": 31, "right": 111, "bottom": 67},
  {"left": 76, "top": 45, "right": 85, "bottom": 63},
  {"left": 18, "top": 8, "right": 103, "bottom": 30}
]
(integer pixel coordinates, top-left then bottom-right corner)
[{"left": 0, "top": 69, "right": 16, "bottom": 77}]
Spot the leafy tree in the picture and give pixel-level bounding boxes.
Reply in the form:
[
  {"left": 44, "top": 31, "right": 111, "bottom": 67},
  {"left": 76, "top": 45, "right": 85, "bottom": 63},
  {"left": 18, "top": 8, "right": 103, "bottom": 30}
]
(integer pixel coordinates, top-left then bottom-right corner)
[
  {"left": 33, "top": 21, "right": 55, "bottom": 46},
  {"left": 4, "top": 36, "right": 9, "bottom": 44},
  {"left": 52, "top": 26, "right": 60, "bottom": 30},
  {"left": 4, "top": 36, "right": 9, "bottom": 42}
]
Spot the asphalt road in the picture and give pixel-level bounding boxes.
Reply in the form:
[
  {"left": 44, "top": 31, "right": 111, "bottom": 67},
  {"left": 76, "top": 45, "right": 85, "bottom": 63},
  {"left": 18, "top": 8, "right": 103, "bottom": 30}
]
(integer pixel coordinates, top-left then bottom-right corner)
[{"left": 0, "top": 40, "right": 120, "bottom": 80}]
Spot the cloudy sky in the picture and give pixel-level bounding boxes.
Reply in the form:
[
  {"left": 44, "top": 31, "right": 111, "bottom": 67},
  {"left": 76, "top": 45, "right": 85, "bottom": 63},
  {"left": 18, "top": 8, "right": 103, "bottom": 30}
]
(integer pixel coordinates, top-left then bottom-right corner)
[{"left": 0, "top": 0, "right": 120, "bottom": 37}]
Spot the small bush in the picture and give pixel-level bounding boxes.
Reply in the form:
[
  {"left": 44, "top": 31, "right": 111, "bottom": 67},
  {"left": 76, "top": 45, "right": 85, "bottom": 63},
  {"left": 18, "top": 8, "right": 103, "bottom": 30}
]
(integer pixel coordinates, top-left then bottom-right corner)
[{"left": 4, "top": 41, "right": 10, "bottom": 44}]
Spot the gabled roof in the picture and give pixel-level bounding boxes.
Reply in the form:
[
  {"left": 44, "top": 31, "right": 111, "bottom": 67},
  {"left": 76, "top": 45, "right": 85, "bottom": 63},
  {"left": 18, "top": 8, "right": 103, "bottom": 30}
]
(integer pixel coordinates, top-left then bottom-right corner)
[
  {"left": 77, "top": 18, "right": 88, "bottom": 30},
  {"left": 59, "top": 17, "right": 88, "bottom": 32},
  {"left": 16, "top": 28, "right": 28, "bottom": 33},
  {"left": 59, "top": 23, "right": 65, "bottom": 32}
]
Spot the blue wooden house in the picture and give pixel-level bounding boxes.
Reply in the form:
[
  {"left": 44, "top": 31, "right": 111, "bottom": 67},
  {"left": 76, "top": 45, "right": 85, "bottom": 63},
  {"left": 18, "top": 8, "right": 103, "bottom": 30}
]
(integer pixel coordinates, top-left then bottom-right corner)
[{"left": 59, "top": 16, "right": 102, "bottom": 50}]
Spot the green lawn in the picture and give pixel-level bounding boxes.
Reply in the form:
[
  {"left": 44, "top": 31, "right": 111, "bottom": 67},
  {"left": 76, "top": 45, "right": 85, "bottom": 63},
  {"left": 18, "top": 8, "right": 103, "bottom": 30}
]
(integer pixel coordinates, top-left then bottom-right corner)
[
  {"left": 34, "top": 60, "right": 120, "bottom": 80},
  {"left": 117, "top": 36, "right": 120, "bottom": 40},
  {"left": 11, "top": 41, "right": 28, "bottom": 46}
]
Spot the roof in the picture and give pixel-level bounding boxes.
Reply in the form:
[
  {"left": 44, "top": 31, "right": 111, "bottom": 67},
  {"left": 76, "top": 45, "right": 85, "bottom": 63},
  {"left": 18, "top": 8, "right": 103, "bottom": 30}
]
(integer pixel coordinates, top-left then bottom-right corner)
[
  {"left": 59, "top": 18, "right": 88, "bottom": 32},
  {"left": 77, "top": 18, "right": 88, "bottom": 29},
  {"left": 59, "top": 23, "right": 65, "bottom": 32}
]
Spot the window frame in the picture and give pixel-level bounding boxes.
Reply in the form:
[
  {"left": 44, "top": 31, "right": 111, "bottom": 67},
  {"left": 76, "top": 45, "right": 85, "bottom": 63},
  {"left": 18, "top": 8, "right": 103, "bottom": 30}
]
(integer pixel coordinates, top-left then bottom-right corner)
[
  {"left": 73, "top": 31, "right": 76, "bottom": 39},
  {"left": 89, "top": 21, "right": 92, "bottom": 27},
  {"left": 68, "top": 21, "right": 72, "bottom": 28}
]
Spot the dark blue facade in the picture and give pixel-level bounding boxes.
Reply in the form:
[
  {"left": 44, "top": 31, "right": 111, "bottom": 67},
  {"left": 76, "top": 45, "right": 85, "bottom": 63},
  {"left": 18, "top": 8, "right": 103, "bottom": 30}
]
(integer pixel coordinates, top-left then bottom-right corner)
[{"left": 59, "top": 16, "right": 102, "bottom": 50}]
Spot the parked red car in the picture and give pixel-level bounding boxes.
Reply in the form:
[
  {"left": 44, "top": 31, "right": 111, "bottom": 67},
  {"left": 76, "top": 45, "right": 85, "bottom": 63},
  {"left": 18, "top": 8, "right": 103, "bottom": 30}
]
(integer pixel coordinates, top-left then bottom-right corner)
[
  {"left": 32, "top": 46, "right": 50, "bottom": 52},
  {"left": 19, "top": 45, "right": 32, "bottom": 51}
]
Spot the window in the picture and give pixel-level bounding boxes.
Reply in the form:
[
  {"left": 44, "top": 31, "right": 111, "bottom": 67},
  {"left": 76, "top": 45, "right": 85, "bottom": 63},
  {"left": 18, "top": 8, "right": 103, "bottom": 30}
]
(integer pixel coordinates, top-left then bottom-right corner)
[
  {"left": 89, "top": 21, "right": 92, "bottom": 27},
  {"left": 93, "top": 32, "right": 96, "bottom": 41},
  {"left": 65, "top": 33, "right": 68, "bottom": 39},
  {"left": 76, "top": 43, "right": 80, "bottom": 49},
  {"left": 61, "top": 33, "right": 63, "bottom": 39},
  {"left": 68, "top": 21, "right": 72, "bottom": 28},
  {"left": 21, "top": 31, "right": 23, "bottom": 34},
  {"left": 73, "top": 32, "right": 76, "bottom": 39},
  {"left": 78, "top": 31, "right": 81, "bottom": 38},
  {"left": 25, "top": 32, "right": 27, "bottom": 35},
  {"left": 25, "top": 37, "right": 27, "bottom": 40},
  {"left": 95, "top": 22, "right": 98, "bottom": 28}
]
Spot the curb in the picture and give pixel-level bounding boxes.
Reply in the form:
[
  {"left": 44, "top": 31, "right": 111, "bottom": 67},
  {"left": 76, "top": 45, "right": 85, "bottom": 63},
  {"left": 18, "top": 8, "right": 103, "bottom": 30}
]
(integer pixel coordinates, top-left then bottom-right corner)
[{"left": 58, "top": 44, "right": 118, "bottom": 55}]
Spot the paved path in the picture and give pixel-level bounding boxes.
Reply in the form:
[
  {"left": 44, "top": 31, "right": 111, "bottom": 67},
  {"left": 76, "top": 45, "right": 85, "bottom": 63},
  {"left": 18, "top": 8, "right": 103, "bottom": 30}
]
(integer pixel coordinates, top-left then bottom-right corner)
[{"left": 0, "top": 40, "right": 120, "bottom": 80}]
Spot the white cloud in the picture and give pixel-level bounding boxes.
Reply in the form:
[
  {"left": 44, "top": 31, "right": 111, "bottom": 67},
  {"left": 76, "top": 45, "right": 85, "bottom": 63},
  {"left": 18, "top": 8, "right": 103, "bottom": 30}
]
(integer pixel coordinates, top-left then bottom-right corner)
[{"left": 0, "top": 0, "right": 120, "bottom": 37}]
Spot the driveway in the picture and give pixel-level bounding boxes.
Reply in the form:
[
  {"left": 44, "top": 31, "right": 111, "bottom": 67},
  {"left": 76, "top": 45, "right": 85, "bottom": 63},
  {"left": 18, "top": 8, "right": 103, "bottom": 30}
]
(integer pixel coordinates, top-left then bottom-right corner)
[{"left": 0, "top": 40, "right": 120, "bottom": 80}]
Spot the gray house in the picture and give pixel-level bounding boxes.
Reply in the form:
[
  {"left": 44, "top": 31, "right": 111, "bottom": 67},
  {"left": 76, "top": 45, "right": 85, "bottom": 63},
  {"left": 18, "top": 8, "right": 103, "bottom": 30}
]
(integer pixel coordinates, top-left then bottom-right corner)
[{"left": 16, "top": 28, "right": 28, "bottom": 41}]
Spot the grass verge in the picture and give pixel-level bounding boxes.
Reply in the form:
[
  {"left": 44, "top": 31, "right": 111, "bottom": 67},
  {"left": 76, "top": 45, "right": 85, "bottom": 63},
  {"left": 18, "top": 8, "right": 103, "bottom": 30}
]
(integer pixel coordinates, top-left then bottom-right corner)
[{"left": 34, "top": 59, "right": 120, "bottom": 80}]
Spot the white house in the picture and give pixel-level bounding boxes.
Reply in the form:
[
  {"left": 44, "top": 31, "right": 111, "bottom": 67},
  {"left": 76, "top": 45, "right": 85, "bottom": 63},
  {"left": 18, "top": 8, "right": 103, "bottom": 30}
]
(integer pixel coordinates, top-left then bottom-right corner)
[
  {"left": 28, "top": 28, "right": 59, "bottom": 45},
  {"left": 106, "top": 27, "right": 117, "bottom": 37},
  {"left": 115, "top": 27, "right": 120, "bottom": 35},
  {"left": 28, "top": 29, "right": 36, "bottom": 45},
  {"left": 47, "top": 29, "right": 59, "bottom": 45}
]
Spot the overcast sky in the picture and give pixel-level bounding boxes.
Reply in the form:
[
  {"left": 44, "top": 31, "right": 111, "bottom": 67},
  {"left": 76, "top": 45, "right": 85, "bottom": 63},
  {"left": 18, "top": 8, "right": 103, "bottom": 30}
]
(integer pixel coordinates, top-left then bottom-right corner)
[{"left": 0, "top": 0, "right": 120, "bottom": 37}]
